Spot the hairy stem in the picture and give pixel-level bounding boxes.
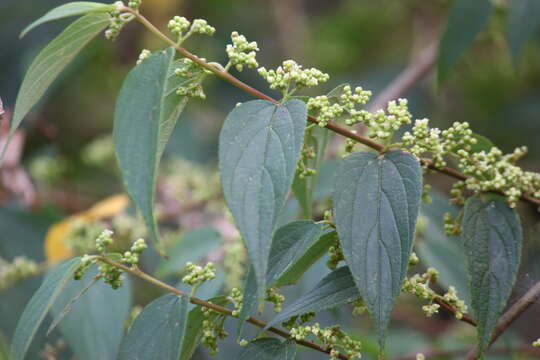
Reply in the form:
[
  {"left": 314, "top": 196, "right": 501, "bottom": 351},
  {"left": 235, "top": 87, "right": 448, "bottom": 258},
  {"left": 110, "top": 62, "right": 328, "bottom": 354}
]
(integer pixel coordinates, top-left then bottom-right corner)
[
  {"left": 121, "top": 7, "right": 540, "bottom": 208},
  {"left": 97, "top": 256, "right": 349, "bottom": 360}
]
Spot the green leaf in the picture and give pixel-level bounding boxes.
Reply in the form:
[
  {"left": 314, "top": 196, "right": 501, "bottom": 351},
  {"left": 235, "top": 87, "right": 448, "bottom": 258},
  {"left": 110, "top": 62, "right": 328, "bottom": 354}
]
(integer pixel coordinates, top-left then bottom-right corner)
[
  {"left": 462, "top": 194, "right": 522, "bottom": 356},
  {"left": 20, "top": 2, "right": 115, "bottom": 38},
  {"left": 118, "top": 294, "right": 188, "bottom": 360},
  {"left": 266, "top": 221, "right": 325, "bottom": 285},
  {"left": 332, "top": 150, "right": 422, "bottom": 346},
  {"left": 265, "top": 266, "right": 359, "bottom": 330},
  {"left": 273, "top": 229, "right": 335, "bottom": 287},
  {"left": 114, "top": 48, "right": 190, "bottom": 249},
  {"left": 219, "top": 99, "right": 307, "bottom": 295},
  {"left": 157, "top": 227, "right": 222, "bottom": 277},
  {"left": 10, "top": 257, "right": 81, "bottom": 360},
  {"left": 437, "top": 0, "right": 493, "bottom": 83},
  {"left": 238, "top": 338, "right": 296, "bottom": 360},
  {"left": 507, "top": 0, "right": 540, "bottom": 67},
  {"left": 50, "top": 267, "right": 131, "bottom": 360},
  {"left": 236, "top": 267, "right": 258, "bottom": 341},
  {"left": 179, "top": 296, "right": 228, "bottom": 360},
  {"left": 2, "top": 13, "right": 109, "bottom": 160}
]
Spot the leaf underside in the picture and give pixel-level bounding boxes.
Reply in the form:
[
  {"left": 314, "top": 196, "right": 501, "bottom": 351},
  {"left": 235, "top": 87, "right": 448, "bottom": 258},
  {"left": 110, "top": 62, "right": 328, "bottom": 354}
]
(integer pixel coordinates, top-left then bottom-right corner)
[{"left": 3, "top": 13, "right": 109, "bottom": 160}]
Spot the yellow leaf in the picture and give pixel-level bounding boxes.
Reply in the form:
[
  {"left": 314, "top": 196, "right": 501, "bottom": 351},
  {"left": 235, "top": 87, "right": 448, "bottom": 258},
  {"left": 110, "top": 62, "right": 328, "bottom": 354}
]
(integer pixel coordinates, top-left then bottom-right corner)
[{"left": 45, "top": 194, "right": 129, "bottom": 263}]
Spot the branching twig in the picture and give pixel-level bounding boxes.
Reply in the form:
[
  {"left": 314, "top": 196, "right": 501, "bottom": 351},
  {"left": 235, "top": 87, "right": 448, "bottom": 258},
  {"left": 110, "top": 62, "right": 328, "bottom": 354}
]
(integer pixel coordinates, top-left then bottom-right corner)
[
  {"left": 97, "top": 256, "right": 350, "bottom": 360},
  {"left": 464, "top": 281, "right": 540, "bottom": 360},
  {"left": 122, "top": 7, "right": 540, "bottom": 209}
]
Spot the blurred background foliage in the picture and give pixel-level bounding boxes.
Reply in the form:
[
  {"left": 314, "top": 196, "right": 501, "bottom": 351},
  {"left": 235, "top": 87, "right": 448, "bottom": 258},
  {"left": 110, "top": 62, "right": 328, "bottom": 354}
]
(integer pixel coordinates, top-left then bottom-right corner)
[{"left": 1, "top": 0, "right": 540, "bottom": 359}]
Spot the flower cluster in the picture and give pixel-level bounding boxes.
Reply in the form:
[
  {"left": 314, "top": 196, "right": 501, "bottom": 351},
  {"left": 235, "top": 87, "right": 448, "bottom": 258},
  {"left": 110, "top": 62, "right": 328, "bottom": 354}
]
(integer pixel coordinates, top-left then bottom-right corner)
[
  {"left": 409, "top": 252, "right": 420, "bottom": 266},
  {"left": 364, "top": 99, "right": 411, "bottom": 142},
  {"left": 327, "top": 233, "right": 344, "bottom": 270},
  {"left": 174, "top": 58, "right": 211, "bottom": 99},
  {"left": 416, "top": 354, "right": 426, "bottom": 360},
  {"left": 351, "top": 299, "right": 368, "bottom": 316},
  {"left": 443, "top": 213, "right": 462, "bottom": 236},
  {"left": 0, "top": 257, "right": 40, "bottom": 291},
  {"left": 288, "top": 323, "right": 361, "bottom": 359},
  {"left": 201, "top": 307, "right": 227, "bottom": 354},
  {"left": 442, "top": 286, "right": 468, "bottom": 320},
  {"left": 533, "top": 338, "right": 540, "bottom": 347},
  {"left": 402, "top": 119, "right": 540, "bottom": 208},
  {"left": 403, "top": 267, "right": 468, "bottom": 320},
  {"left": 258, "top": 60, "right": 329, "bottom": 94},
  {"left": 136, "top": 49, "right": 151, "bottom": 65},
  {"left": 105, "top": 2, "right": 133, "bottom": 41},
  {"left": 127, "top": 0, "right": 141, "bottom": 10},
  {"left": 265, "top": 287, "right": 285, "bottom": 313},
  {"left": 167, "top": 16, "right": 215, "bottom": 42},
  {"left": 296, "top": 141, "right": 317, "bottom": 178},
  {"left": 121, "top": 238, "right": 147, "bottom": 266},
  {"left": 456, "top": 146, "right": 540, "bottom": 208},
  {"left": 226, "top": 32, "right": 259, "bottom": 72},
  {"left": 307, "top": 85, "right": 373, "bottom": 130},
  {"left": 96, "top": 229, "right": 114, "bottom": 253},
  {"left": 182, "top": 262, "right": 216, "bottom": 287},
  {"left": 228, "top": 287, "right": 243, "bottom": 317}
]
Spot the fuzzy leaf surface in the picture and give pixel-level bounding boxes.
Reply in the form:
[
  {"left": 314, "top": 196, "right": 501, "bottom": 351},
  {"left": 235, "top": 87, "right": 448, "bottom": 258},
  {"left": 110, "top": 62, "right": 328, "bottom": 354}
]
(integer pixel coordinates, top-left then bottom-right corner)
[
  {"left": 332, "top": 150, "right": 422, "bottom": 345},
  {"left": 462, "top": 194, "right": 522, "bottom": 355},
  {"left": 118, "top": 294, "right": 188, "bottom": 360},
  {"left": 219, "top": 99, "right": 307, "bottom": 294}
]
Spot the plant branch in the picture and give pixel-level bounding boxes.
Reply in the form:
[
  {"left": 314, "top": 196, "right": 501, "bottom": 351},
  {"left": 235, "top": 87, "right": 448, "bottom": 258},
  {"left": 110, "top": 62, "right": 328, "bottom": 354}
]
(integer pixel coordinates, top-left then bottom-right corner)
[
  {"left": 97, "top": 256, "right": 349, "bottom": 360},
  {"left": 122, "top": 8, "right": 540, "bottom": 209},
  {"left": 432, "top": 296, "right": 476, "bottom": 327},
  {"left": 464, "top": 280, "right": 540, "bottom": 360}
]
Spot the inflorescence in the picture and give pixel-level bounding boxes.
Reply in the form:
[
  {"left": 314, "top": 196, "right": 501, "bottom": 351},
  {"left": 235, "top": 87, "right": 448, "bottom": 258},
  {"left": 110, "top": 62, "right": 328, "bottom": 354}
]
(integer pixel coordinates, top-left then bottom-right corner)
[
  {"left": 226, "top": 32, "right": 259, "bottom": 72},
  {"left": 258, "top": 60, "right": 329, "bottom": 96}
]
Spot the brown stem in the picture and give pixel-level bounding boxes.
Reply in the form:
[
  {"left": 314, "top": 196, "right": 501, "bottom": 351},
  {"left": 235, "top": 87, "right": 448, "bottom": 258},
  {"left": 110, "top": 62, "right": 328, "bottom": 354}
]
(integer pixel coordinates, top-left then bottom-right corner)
[
  {"left": 97, "top": 256, "right": 349, "bottom": 360},
  {"left": 432, "top": 296, "right": 477, "bottom": 327},
  {"left": 122, "top": 8, "right": 540, "bottom": 209},
  {"left": 464, "top": 281, "right": 540, "bottom": 360}
]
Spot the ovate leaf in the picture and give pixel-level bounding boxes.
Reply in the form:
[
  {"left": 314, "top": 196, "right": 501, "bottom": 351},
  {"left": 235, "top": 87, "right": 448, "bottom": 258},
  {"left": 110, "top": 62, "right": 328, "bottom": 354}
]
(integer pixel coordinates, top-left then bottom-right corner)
[
  {"left": 238, "top": 338, "right": 296, "bottom": 360},
  {"left": 3, "top": 13, "right": 109, "bottom": 159},
  {"left": 507, "top": 0, "right": 540, "bottom": 67},
  {"left": 179, "top": 297, "right": 228, "bottom": 360},
  {"left": 219, "top": 99, "right": 307, "bottom": 295},
  {"left": 266, "top": 221, "right": 324, "bottom": 285},
  {"left": 265, "top": 266, "right": 359, "bottom": 330},
  {"left": 118, "top": 294, "right": 189, "bottom": 360},
  {"left": 51, "top": 267, "right": 131, "bottom": 360},
  {"left": 462, "top": 194, "right": 522, "bottom": 356},
  {"left": 114, "top": 48, "right": 190, "bottom": 248},
  {"left": 332, "top": 150, "right": 422, "bottom": 346},
  {"left": 10, "top": 257, "right": 81, "bottom": 360},
  {"left": 21, "top": 2, "right": 115, "bottom": 38},
  {"left": 438, "top": 0, "right": 493, "bottom": 83}
]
